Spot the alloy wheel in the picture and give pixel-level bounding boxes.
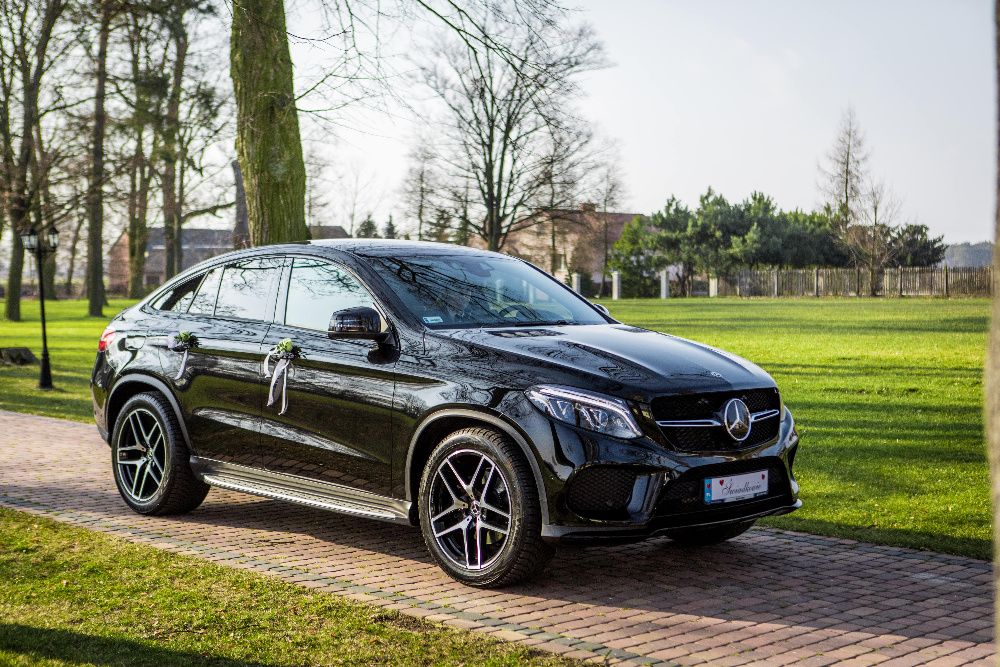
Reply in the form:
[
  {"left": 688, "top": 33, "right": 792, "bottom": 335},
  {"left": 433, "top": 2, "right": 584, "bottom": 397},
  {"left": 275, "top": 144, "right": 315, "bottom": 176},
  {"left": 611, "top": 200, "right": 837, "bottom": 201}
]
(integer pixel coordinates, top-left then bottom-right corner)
[
  {"left": 429, "top": 449, "right": 512, "bottom": 571},
  {"left": 116, "top": 408, "right": 166, "bottom": 502}
]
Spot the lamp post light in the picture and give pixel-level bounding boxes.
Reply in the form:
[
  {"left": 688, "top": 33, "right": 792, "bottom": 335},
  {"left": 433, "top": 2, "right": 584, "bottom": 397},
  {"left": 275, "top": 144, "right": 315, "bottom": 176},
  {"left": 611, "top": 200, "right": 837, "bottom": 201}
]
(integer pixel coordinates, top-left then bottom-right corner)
[{"left": 20, "top": 227, "right": 59, "bottom": 390}]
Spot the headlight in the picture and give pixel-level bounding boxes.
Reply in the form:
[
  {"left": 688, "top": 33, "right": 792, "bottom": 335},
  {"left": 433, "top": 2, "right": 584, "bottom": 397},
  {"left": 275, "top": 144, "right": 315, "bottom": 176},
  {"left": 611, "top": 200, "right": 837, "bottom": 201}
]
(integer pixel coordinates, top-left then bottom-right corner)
[{"left": 525, "top": 385, "right": 642, "bottom": 439}]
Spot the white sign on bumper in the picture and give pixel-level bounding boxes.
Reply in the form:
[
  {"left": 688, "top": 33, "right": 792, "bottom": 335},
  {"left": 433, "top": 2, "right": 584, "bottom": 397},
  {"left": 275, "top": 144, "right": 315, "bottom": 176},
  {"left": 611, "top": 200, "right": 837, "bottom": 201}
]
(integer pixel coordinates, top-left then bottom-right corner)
[{"left": 704, "top": 470, "right": 769, "bottom": 504}]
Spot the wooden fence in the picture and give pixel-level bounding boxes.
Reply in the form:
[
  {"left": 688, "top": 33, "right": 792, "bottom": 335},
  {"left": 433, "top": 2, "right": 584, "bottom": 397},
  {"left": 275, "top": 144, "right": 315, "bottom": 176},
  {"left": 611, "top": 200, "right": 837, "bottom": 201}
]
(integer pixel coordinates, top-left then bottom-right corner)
[{"left": 712, "top": 266, "right": 993, "bottom": 298}]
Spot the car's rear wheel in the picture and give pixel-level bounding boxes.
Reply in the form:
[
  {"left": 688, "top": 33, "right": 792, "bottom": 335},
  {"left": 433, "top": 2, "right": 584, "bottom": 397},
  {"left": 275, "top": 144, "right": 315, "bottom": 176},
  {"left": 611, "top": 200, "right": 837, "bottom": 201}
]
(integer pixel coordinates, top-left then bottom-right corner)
[
  {"left": 418, "top": 427, "right": 553, "bottom": 587},
  {"left": 112, "top": 392, "right": 209, "bottom": 515},
  {"left": 667, "top": 519, "right": 756, "bottom": 546}
]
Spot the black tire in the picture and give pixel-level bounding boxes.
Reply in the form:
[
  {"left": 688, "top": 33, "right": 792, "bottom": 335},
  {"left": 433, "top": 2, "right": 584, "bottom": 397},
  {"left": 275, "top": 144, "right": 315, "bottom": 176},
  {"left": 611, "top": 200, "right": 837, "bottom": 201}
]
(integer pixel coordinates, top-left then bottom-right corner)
[
  {"left": 111, "top": 392, "right": 209, "bottom": 515},
  {"left": 667, "top": 519, "right": 756, "bottom": 546},
  {"left": 418, "top": 427, "right": 553, "bottom": 588}
]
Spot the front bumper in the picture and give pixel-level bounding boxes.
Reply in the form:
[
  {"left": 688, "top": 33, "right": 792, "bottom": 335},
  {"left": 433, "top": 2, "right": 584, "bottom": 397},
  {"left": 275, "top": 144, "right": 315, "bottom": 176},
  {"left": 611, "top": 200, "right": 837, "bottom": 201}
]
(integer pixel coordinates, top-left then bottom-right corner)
[{"left": 500, "top": 393, "right": 801, "bottom": 543}]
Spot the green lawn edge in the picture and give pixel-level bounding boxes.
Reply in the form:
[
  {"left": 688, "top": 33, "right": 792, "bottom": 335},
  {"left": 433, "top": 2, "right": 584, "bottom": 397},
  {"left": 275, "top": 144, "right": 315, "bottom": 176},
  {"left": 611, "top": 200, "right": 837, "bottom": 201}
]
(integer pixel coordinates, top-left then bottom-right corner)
[{"left": 0, "top": 507, "right": 573, "bottom": 667}]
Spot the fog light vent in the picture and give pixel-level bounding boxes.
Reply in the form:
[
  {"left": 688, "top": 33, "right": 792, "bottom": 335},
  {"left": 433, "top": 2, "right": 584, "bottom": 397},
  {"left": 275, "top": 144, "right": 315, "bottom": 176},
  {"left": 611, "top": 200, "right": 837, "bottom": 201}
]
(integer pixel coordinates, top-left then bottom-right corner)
[{"left": 566, "top": 467, "right": 636, "bottom": 519}]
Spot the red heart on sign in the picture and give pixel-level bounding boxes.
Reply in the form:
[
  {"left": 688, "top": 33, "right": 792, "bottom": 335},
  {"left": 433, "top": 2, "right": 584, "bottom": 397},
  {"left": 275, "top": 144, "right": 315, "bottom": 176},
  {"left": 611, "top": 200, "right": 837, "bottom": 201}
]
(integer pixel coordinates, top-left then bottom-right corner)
[{"left": 719, "top": 479, "right": 725, "bottom": 486}]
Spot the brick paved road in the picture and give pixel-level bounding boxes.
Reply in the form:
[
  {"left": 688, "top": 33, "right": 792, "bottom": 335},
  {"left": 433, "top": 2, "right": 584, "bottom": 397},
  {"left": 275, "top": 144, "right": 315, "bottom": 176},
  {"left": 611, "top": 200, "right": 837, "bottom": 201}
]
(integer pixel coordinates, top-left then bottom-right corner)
[{"left": 0, "top": 410, "right": 993, "bottom": 666}]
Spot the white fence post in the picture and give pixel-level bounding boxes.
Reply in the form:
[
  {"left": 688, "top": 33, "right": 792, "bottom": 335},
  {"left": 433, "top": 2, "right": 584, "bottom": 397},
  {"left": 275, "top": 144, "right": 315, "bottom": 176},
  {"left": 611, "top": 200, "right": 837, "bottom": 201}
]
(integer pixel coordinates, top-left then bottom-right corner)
[
  {"left": 611, "top": 271, "right": 621, "bottom": 300},
  {"left": 659, "top": 269, "right": 669, "bottom": 299},
  {"left": 571, "top": 272, "right": 581, "bottom": 294},
  {"left": 709, "top": 277, "right": 718, "bottom": 298}
]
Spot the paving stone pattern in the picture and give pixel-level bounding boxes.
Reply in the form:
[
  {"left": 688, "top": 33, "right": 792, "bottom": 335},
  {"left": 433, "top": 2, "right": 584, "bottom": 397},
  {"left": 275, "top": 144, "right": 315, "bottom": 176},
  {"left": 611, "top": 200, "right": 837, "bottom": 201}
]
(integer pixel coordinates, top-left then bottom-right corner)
[{"left": 0, "top": 410, "right": 993, "bottom": 666}]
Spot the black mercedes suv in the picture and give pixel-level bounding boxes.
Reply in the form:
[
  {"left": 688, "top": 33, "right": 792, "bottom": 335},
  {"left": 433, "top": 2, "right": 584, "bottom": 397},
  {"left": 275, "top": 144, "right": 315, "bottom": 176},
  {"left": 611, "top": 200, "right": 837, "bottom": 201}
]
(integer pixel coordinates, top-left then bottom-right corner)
[{"left": 91, "top": 240, "right": 800, "bottom": 587}]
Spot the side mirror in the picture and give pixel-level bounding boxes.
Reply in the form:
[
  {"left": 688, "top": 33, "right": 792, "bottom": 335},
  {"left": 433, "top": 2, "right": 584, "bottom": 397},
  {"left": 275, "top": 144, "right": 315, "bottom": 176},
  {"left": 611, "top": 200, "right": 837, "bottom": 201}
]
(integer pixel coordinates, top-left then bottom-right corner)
[
  {"left": 329, "top": 306, "right": 388, "bottom": 342},
  {"left": 593, "top": 303, "right": 610, "bottom": 317}
]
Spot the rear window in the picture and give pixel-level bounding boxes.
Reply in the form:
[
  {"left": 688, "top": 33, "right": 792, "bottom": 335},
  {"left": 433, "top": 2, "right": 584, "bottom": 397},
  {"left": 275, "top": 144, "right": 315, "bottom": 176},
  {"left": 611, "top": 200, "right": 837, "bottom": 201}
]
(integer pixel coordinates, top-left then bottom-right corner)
[
  {"left": 187, "top": 267, "right": 223, "bottom": 315},
  {"left": 151, "top": 274, "right": 203, "bottom": 313}
]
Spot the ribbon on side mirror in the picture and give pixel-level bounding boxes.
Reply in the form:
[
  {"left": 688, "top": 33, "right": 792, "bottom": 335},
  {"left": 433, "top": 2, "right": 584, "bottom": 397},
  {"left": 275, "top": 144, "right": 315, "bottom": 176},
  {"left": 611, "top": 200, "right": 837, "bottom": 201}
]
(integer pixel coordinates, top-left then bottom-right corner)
[
  {"left": 168, "top": 331, "right": 198, "bottom": 381},
  {"left": 264, "top": 338, "right": 300, "bottom": 415}
]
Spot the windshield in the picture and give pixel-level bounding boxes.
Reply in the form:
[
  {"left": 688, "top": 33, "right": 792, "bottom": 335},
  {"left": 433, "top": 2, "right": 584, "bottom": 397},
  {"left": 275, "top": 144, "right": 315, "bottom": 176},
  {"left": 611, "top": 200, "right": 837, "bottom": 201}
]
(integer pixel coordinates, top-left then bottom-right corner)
[{"left": 366, "top": 253, "right": 607, "bottom": 329}]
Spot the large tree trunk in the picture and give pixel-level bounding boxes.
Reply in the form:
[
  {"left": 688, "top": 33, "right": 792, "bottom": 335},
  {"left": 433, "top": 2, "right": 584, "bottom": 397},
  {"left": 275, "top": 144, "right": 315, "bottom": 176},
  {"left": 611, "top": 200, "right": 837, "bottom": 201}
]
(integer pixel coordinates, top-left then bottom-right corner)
[
  {"left": 231, "top": 0, "right": 308, "bottom": 245},
  {"left": 86, "top": 0, "right": 111, "bottom": 318},
  {"left": 161, "top": 8, "right": 188, "bottom": 279},
  {"left": 988, "top": 0, "right": 1000, "bottom": 652}
]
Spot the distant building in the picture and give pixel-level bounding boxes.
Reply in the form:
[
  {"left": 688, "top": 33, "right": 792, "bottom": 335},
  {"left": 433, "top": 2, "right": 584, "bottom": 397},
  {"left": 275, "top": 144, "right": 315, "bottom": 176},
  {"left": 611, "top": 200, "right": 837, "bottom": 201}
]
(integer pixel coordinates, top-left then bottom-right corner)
[
  {"left": 107, "top": 223, "right": 349, "bottom": 294},
  {"left": 502, "top": 203, "right": 642, "bottom": 293}
]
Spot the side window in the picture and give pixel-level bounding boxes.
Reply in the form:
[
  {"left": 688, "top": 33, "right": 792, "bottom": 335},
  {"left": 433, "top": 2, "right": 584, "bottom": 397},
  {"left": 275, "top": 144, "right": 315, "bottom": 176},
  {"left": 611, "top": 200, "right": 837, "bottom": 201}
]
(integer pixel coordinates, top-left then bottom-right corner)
[
  {"left": 151, "top": 273, "right": 202, "bottom": 313},
  {"left": 187, "top": 266, "right": 223, "bottom": 315},
  {"left": 285, "top": 258, "right": 374, "bottom": 331},
  {"left": 213, "top": 258, "right": 283, "bottom": 321}
]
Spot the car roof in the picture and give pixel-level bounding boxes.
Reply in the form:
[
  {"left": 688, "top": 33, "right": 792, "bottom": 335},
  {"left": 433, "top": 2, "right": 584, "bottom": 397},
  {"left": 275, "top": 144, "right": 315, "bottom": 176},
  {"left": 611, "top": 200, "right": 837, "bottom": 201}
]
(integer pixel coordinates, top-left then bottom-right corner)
[{"left": 305, "top": 238, "right": 499, "bottom": 258}]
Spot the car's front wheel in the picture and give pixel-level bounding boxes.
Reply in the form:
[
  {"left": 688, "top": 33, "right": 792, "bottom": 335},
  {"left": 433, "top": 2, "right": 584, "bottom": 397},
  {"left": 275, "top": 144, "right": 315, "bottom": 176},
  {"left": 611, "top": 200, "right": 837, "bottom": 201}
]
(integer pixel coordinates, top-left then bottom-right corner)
[
  {"left": 418, "top": 427, "right": 553, "bottom": 587},
  {"left": 111, "top": 392, "right": 210, "bottom": 515}
]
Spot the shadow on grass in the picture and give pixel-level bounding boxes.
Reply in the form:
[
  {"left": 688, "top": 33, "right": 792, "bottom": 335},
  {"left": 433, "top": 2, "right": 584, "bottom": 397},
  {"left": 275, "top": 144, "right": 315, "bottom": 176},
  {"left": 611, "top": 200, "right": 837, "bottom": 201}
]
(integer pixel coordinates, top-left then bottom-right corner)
[{"left": 0, "top": 624, "right": 275, "bottom": 667}]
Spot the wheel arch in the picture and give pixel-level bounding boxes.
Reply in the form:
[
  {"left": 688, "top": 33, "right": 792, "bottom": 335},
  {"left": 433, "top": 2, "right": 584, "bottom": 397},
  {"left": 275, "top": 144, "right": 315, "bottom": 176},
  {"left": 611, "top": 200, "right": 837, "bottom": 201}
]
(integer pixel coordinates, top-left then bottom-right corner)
[
  {"left": 404, "top": 408, "right": 550, "bottom": 526},
  {"left": 107, "top": 375, "right": 191, "bottom": 448}
]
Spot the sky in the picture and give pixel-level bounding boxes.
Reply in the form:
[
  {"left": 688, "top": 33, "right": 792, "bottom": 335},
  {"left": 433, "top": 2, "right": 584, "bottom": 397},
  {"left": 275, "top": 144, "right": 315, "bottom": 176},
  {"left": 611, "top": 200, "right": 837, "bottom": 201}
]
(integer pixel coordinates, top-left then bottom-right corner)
[{"left": 289, "top": 0, "right": 996, "bottom": 244}]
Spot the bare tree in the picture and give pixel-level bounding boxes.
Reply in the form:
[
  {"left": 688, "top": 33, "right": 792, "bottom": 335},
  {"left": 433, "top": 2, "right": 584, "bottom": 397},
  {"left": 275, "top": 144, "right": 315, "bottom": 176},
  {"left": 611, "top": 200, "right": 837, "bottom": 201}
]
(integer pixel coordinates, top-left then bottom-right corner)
[
  {"left": 841, "top": 178, "right": 902, "bottom": 296},
  {"left": 335, "top": 159, "right": 381, "bottom": 236},
  {"left": 119, "top": 4, "right": 165, "bottom": 298},
  {"left": 419, "top": 14, "right": 604, "bottom": 251},
  {"left": 590, "top": 159, "right": 624, "bottom": 295},
  {"left": 1, "top": 0, "right": 67, "bottom": 321},
  {"left": 227, "top": 0, "right": 570, "bottom": 247},
  {"left": 85, "top": 0, "right": 114, "bottom": 317},
  {"left": 531, "top": 123, "right": 595, "bottom": 273},
  {"left": 402, "top": 141, "right": 438, "bottom": 241},
  {"left": 820, "top": 106, "right": 869, "bottom": 228}
]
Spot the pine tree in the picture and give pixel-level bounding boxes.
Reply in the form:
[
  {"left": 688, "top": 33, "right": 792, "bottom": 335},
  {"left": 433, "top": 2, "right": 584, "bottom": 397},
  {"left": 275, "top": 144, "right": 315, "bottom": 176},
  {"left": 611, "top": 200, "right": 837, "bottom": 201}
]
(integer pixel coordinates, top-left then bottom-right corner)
[
  {"left": 355, "top": 215, "right": 379, "bottom": 238},
  {"left": 427, "top": 209, "right": 453, "bottom": 243},
  {"left": 382, "top": 215, "right": 397, "bottom": 239}
]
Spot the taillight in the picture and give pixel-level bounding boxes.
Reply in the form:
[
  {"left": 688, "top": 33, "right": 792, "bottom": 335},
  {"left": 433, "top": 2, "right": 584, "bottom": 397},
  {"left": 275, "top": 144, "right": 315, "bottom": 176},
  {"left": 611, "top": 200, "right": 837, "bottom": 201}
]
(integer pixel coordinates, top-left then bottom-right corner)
[{"left": 98, "top": 327, "right": 116, "bottom": 352}]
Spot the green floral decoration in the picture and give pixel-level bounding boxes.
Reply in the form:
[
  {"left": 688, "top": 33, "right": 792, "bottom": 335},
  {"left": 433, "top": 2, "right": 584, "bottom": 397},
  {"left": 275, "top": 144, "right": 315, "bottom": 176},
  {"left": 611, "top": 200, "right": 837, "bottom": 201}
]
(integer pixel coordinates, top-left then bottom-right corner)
[{"left": 173, "top": 331, "right": 198, "bottom": 348}]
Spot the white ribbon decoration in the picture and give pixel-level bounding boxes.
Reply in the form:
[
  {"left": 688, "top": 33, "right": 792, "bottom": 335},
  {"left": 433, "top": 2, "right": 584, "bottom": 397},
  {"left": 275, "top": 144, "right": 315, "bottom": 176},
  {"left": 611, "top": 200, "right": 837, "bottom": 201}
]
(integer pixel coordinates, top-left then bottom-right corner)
[
  {"left": 263, "top": 350, "right": 292, "bottom": 415},
  {"left": 174, "top": 348, "right": 189, "bottom": 381},
  {"left": 168, "top": 336, "right": 194, "bottom": 381}
]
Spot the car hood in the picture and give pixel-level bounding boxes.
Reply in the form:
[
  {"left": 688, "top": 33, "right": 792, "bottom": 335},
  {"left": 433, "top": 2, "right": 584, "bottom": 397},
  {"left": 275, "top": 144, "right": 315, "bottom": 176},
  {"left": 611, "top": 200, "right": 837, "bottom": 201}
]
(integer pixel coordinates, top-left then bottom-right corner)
[{"left": 441, "top": 324, "right": 774, "bottom": 400}]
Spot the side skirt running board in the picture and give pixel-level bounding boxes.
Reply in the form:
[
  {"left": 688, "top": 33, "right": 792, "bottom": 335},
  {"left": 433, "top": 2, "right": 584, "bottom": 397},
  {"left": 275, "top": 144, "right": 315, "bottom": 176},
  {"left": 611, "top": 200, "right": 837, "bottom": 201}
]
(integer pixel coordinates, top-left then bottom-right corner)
[{"left": 190, "top": 457, "right": 412, "bottom": 525}]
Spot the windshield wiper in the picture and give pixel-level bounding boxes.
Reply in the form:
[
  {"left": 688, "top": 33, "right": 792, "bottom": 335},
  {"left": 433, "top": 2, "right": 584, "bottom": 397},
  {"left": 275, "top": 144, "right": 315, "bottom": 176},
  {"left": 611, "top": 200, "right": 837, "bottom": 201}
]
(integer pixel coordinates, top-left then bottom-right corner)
[{"left": 503, "top": 319, "right": 572, "bottom": 327}]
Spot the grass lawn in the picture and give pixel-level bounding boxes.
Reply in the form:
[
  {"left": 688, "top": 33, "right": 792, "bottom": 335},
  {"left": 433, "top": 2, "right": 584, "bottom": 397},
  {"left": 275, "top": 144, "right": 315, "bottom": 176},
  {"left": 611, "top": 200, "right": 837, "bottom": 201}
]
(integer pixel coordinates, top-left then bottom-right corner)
[
  {"left": 599, "top": 297, "right": 991, "bottom": 560},
  {"left": 0, "top": 508, "right": 570, "bottom": 666},
  {"left": 0, "top": 296, "right": 992, "bottom": 559},
  {"left": 0, "top": 298, "right": 135, "bottom": 422}
]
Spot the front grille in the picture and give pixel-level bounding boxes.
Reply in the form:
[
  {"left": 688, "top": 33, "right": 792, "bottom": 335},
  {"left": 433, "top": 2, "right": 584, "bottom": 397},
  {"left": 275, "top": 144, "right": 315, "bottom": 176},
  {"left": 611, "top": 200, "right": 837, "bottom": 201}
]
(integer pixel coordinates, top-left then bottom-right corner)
[
  {"left": 652, "top": 388, "right": 781, "bottom": 453},
  {"left": 656, "top": 457, "right": 790, "bottom": 517},
  {"left": 566, "top": 466, "right": 636, "bottom": 519},
  {"left": 651, "top": 388, "right": 779, "bottom": 422}
]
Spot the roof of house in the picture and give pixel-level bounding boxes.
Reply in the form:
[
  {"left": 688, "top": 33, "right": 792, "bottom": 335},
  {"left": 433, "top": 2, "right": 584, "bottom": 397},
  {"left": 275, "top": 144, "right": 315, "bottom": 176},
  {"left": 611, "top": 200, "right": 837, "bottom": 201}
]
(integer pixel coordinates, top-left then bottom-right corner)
[{"left": 115, "top": 225, "right": 354, "bottom": 276}]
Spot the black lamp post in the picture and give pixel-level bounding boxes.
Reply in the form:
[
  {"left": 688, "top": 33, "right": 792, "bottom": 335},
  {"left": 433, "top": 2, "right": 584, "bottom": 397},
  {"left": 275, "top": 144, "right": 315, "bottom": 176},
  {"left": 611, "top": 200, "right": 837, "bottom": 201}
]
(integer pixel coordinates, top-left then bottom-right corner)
[{"left": 20, "top": 227, "right": 59, "bottom": 390}]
